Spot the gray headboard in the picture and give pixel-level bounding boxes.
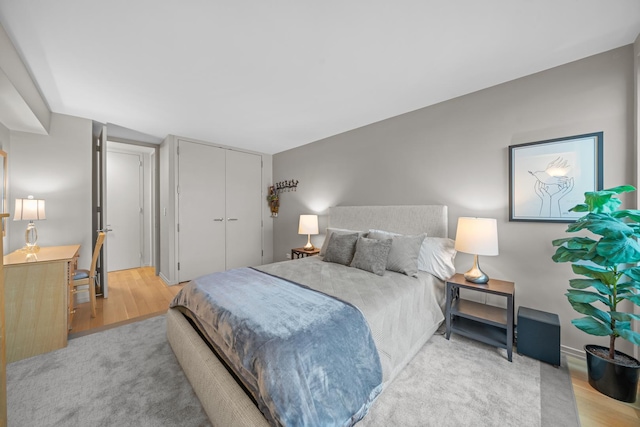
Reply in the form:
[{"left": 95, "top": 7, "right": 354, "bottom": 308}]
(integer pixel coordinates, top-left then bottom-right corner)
[{"left": 328, "top": 205, "right": 448, "bottom": 238}]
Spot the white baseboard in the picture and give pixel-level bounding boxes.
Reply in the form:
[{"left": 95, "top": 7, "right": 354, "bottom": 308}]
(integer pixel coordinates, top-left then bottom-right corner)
[
  {"left": 562, "top": 344, "right": 585, "bottom": 359},
  {"left": 159, "top": 272, "right": 176, "bottom": 286}
]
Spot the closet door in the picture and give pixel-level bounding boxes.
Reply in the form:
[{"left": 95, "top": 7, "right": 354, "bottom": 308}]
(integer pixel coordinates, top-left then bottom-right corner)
[
  {"left": 225, "top": 150, "right": 262, "bottom": 269},
  {"left": 178, "top": 141, "right": 226, "bottom": 282}
]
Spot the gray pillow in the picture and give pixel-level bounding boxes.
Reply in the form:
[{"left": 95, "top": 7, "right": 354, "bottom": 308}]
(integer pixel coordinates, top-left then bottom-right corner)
[
  {"left": 368, "top": 231, "right": 426, "bottom": 277},
  {"left": 323, "top": 232, "right": 359, "bottom": 266},
  {"left": 319, "top": 228, "right": 367, "bottom": 257},
  {"left": 350, "top": 236, "right": 392, "bottom": 276}
]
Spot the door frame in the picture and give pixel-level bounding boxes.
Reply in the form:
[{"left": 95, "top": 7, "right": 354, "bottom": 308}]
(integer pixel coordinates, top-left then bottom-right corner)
[
  {"left": 100, "top": 136, "right": 161, "bottom": 276},
  {"left": 105, "top": 146, "right": 145, "bottom": 271}
]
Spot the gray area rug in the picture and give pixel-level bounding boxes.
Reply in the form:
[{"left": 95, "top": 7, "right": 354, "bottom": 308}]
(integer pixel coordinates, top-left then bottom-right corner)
[{"left": 7, "top": 315, "right": 579, "bottom": 426}]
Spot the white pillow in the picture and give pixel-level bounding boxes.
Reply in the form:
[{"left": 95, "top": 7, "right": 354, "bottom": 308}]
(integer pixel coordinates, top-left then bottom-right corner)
[{"left": 418, "top": 237, "right": 457, "bottom": 280}]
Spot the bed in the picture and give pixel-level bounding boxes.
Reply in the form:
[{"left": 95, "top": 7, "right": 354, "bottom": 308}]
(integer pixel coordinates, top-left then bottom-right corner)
[{"left": 166, "top": 205, "right": 453, "bottom": 426}]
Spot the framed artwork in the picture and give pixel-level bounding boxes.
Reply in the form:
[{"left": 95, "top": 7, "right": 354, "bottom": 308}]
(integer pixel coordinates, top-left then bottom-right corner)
[{"left": 509, "top": 132, "right": 603, "bottom": 222}]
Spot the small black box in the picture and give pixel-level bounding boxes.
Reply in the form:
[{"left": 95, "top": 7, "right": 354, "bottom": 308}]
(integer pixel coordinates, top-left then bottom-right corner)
[{"left": 517, "top": 307, "right": 561, "bottom": 366}]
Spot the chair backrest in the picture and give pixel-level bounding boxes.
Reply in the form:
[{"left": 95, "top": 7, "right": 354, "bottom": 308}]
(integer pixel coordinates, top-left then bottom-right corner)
[{"left": 89, "top": 232, "right": 106, "bottom": 277}]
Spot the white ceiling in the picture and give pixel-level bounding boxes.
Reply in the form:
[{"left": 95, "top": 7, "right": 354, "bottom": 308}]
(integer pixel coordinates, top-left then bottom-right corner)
[{"left": 0, "top": 1, "right": 639, "bottom": 154}]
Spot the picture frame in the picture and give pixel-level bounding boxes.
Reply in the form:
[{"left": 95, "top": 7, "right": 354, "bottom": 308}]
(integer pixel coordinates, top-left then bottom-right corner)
[{"left": 509, "top": 132, "right": 603, "bottom": 223}]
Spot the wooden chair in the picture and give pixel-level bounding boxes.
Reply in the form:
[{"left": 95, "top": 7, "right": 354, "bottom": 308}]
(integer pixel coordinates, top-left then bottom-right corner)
[{"left": 73, "top": 232, "right": 106, "bottom": 318}]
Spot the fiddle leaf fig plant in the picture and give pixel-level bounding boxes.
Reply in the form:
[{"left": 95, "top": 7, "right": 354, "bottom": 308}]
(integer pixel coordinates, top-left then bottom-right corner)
[{"left": 552, "top": 185, "right": 640, "bottom": 360}]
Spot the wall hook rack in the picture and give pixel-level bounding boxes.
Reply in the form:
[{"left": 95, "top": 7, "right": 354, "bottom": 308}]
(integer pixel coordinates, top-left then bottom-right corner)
[{"left": 267, "top": 179, "right": 299, "bottom": 217}]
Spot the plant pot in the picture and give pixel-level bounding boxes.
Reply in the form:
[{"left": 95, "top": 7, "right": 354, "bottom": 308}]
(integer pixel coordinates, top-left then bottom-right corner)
[{"left": 585, "top": 344, "right": 640, "bottom": 403}]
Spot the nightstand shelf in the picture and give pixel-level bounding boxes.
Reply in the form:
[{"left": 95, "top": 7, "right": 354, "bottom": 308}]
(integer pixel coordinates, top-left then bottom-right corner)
[
  {"left": 451, "top": 299, "right": 508, "bottom": 328},
  {"left": 445, "top": 273, "right": 515, "bottom": 361},
  {"left": 450, "top": 317, "right": 508, "bottom": 349},
  {"left": 291, "top": 247, "right": 320, "bottom": 259}
]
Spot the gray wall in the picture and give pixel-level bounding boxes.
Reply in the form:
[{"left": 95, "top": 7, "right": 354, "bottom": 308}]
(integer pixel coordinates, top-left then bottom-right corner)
[
  {"left": 8, "top": 113, "right": 93, "bottom": 263},
  {"left": 272, "top": 45, "right": 635, "bottom": 356}
]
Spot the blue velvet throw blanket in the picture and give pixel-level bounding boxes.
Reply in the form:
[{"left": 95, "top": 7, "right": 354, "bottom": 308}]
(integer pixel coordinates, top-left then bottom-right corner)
[{"left": 170, "top": 267, "right": 383, "bottom": 427}]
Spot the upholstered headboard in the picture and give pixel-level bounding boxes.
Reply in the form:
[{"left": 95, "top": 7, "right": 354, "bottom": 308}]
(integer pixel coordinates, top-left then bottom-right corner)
[{"left": 328, "top": 205, "right": 448, "bottom": 238}]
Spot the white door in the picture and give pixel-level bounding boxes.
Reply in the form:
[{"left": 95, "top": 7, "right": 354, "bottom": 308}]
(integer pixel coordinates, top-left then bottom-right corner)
[
  {"left": 106, "top": 150, "right": 143, "bottom": 271},
  {"left": 226, "top": 150, "right": 262, "bottom": 269},
  {"left": 178, "top": 141, "right": 226, "bottom": 282}
]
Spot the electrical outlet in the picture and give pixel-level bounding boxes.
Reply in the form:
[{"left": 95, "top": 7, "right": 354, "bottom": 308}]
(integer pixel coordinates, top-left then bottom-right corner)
[{"left": 286, "top": 252, "right": 291, "bottom": 259}]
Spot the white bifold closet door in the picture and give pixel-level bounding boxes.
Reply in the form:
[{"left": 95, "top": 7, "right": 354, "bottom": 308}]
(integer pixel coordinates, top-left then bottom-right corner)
[
  {"left": 225, "top": 150, "right": 262, "bottom": 269},
  {"left": 177, "top": 140, "right": 262, "bottom": 282}
]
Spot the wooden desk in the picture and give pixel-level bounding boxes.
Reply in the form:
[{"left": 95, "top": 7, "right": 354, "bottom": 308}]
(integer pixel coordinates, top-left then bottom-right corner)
[{"left": 3, "top": 245, "right": 80, "bottom": 363}]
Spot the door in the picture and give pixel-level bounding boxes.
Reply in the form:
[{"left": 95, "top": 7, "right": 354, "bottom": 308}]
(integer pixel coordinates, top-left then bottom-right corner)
[
  {"left": 177, "top": 141, "right": 226, "bottom": 282},
  {"left": 106, "top": 150, "right": 143, "bottom": 271},
  {"left": 92, "top": 125, "right": 109, "bottom": 297},
  {"left": 226, "top": 150, "right": 262, "bottom": 269}
]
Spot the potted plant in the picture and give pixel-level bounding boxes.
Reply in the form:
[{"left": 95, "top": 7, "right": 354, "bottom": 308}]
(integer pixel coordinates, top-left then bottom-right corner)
[{"left": 552, "top": 185, "right": 640, "bottom": 402}]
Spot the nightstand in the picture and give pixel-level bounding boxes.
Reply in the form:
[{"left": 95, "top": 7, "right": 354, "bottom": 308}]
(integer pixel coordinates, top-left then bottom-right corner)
[
  {"left": 291, "top": 247, "right": 320, "bottom": 259},
  {"left": 445, "top": 273, "right": 515, "bottom": 362}
]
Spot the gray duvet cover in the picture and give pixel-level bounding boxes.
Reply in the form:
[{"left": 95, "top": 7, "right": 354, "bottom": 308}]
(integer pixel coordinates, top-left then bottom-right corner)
[{"left": 256, "top": 256, "right": 445, "bottom": 383}]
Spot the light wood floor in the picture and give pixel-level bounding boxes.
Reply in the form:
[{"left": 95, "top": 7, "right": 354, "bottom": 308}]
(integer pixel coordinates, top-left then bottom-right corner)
[
  {"left": 70, "top": 266, "right": 184, "bottom": 334},
  {"left": 70, "top": 267, "right": 640, "bottom": 426}
]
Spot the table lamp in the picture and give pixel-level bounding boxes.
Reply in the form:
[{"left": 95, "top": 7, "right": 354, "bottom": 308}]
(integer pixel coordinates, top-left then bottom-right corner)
[
  {"left": 14, "top": 195, "right": 46, "bottom": 251},
  {"left": 298, "top": 214, "right": 319, "bottom": 251},
  {"left": 454, "top": 217, "right": 498, "bottom": 284}
]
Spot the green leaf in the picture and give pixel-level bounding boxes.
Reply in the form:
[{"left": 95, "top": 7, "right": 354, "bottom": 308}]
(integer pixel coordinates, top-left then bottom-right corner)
[
  {"left": 569, "top": 214, "right": 634, "bottom": 238},
  {"left": 571, "top": 317, "right": 612, "bottom": 336},
  {"left": 571, "top": 264, "right": 616, "bottom": 284},
  {"left": 568, "top": 278, "right": 613, "bottom": 295},
  {"left": 566, "top": 290, "right": 611, "bottom": 307},
  {"left": 567, "top": 300, "right": 611, "bottom": 324},
  {"left": 621, "top": 267, "right": 640, "bottom": 282},
  {"left": 570, "top": 204, "right": 589, "bottom": 213},
  {"left": 552, "top": 237, "right": 572, "bottom": 247},
  {"left": 617, "top": 280, "right": 640, "bottom": 291},
  {"left": 612, "top": 209, "right": 640, "bottom": 223},
  {"left": 617, "top": 328, "right": 640, "bottom": 346},
  {"left": 622, "top": 293, "right": 640, "bottom": 306},
  {"left": 611, "top": 311, "right": 640, "bottom": 322},
  {"left": 552, "top": 247, "right": 590, "bottom": 263},
  {"left": 615, "top": 321, "right": 631, "bottom": 331},
  {"left": 596, "top": 235, "right": 640, "bottom": 264},
  {"left": 604, "top": 185, "right": 636, "bottom": 194},
  {"left": 585, "top": 192, "right": 621, "bottom": 214}
]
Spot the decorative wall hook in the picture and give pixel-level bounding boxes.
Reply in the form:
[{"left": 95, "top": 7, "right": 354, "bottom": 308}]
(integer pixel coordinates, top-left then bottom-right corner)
[
  {"left": 267, "top": 179, "right": 299, "bottom": 217},
  {"left": 275, "top": 180, "right": 299, "bottom": 193}
]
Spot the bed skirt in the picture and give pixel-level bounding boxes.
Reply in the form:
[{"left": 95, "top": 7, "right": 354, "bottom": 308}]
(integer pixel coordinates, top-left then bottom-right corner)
[{"left": 166, "top": 307, "right": 269, "bottom": 427}]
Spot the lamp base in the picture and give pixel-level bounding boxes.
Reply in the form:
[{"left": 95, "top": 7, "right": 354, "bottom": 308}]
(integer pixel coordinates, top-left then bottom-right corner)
[
  {"left": 303, "top": 234, "right": 315, "bottom": 251},
  {"left": 20, "top": 244, "right": 40, "bottom": 254},
  {"left": 23, "top": 221, "right": 40, "bottom": 253},
  {"left": 463, "top": 255, "right": 490, "bottom": 284}
]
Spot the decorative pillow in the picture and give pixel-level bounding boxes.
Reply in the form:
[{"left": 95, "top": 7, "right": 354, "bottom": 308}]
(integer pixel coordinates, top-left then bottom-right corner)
[
  {"left": 418, "top": 237, "right": 457, "bottom": 280},
  {"left": 368, "top": 230, "right": 426, "bottom": 277},
  {"left": 350, "top": 236, "right": 393, "bottom": 276},
  {"left": 323, "top": 232, "right": 359, "bottom": 266},
  {"left": 319, "top": 228, "right": 367, "bottom": 257}
]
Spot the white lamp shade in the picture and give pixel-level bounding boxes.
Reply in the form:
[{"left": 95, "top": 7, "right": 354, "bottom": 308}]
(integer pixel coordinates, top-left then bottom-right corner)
[
  {"left": 298, "top": 214, "right": 319, "bottom": 235},
  {"left": 14, "top": 197, "right": 46, "bottom": 221},
  {"left": 454, "top": 217, "right": 498, "bottom": 256}
]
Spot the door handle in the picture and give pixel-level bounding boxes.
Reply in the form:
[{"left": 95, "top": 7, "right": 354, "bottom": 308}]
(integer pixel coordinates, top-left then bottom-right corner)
[
  {"left": 213, "top": 218, "right": 224, "bottom": 221},
  {"left": 227, "top": 218, "right": 238, "bottom": 221},
  {"left": 98, "top": 226, "right": 113, "bottom": 232}
]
